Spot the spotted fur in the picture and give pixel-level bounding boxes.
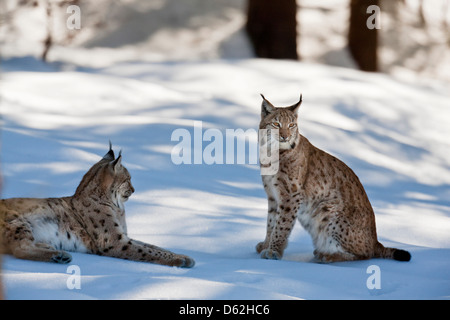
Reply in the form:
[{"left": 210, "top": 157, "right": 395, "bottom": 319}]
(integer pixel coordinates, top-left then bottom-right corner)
[
  {"left": 0, "top": 144, "right": 195, "bottom": 268},
  {"left": 257, "top": 94, "right": 411, "bottom": 263}
]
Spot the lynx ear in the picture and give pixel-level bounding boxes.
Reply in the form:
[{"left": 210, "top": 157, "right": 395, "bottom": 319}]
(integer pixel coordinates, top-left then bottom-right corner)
[
  {"left": 103, "top": 140, "right": 115, "bottom": 161},
  {"left": 287, "top": 94, "right": 302, "bottom": 114},
  {"left": 111, "top": 150, "right": 122, "bottom": 172},
  {"left": 260, "top": 94, "right": 276, "bottom": 118}
]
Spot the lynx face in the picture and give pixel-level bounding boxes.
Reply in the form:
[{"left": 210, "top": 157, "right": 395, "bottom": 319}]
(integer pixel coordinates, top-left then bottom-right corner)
[
  {"left": 75, "top": 148, "right": 134, "bottom": 210},
  {"left": 259, "top": 94, "right": 302, "bottom": 150},
  {"left": 113, "top": 166, "right": 135, "bottom": 206},
  {"left": 102, "top": 155, "right": 135, "bottom": 209}
]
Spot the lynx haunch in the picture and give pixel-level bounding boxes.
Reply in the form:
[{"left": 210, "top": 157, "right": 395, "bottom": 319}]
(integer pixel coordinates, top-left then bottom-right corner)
[
  {"left": 0, "top": 144, "right": 195, "bottom": 268},
  {"left": 257, "top": 94, "right": 411, "bottom": 263}
]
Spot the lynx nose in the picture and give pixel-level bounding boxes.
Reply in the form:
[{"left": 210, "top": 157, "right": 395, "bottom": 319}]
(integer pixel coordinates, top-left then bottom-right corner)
[
  {"left": 127, "top": 182, "right": 135, "bottom": 195},
  {"left": 279, "top": 128, "right": 290, "bottom": 142}
]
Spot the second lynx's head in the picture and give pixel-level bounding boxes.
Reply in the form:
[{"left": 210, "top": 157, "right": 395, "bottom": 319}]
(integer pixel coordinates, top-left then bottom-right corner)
[{"left": 259, "top": 94, "right": 302, "bottom": 150}]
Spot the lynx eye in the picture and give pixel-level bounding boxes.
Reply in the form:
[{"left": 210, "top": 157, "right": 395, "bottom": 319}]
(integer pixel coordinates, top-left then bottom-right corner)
[
  {"left": 272, "top": 122, "right": 281, "bottom": 128},
  {"left": 288, "top": 123, "right": 297, "bottom": 128}
]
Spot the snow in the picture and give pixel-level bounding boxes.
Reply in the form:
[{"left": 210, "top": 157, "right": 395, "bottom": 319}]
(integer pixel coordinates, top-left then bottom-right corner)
[{"left": 1, "top": 56, "right": 449, "bottom": 300}]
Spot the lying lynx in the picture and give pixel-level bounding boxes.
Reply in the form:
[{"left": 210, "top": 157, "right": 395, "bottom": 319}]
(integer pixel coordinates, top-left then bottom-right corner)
[
  {"left": 257, "top": 94, "right": 411, "bottom": 263},
  {"left": 0, "top": 144, "right": 195, "bottom": 268}
]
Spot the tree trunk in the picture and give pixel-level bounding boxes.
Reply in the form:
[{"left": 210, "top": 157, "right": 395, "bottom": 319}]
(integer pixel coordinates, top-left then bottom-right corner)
[
  {"left": 246, "top": 0, "right": 298, "bottom": 60},
  {"left": 348, "top": 0, "right": 379, "bottom": 71},
  {"left": 42, "top": 0, "right": 53, "bottom": 62}
]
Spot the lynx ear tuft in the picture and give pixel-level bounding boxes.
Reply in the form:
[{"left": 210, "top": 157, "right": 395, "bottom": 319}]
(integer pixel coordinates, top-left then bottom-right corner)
[
  {"left": 287, "top": 93, "right": 302, "bottom": 114},
  {"left": 103, "top": 140, "right": 115, "bottom": 161},
  {"left": 260, "top": 94, "right": 276, "bottom": 118}
]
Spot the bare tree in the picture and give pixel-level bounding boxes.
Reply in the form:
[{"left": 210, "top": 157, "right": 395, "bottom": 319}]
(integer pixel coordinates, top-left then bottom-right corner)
[
  {"left": 42, "top": 0, "right": 53, "bottom": 61},
  {"left": 2, "top": 0, "right": 82, "bottom": 61},
  {"left": 246, "top": 0, "right": 298, "bottom": 60}
]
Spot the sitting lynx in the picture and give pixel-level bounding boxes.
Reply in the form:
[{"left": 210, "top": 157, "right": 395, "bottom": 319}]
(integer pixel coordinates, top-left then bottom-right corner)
[
  {"left": 0, "top": 144, "right": 195, "bottom": 268},
  {"left": 257, "top": 94, "right": 411, "bottom": 263}
]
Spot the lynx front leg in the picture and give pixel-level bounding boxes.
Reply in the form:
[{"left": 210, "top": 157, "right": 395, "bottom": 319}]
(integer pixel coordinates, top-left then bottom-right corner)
[
  {"left": 256, "top": 196, "right": 278, "bottom": 254},
  {"left": 260, "top": 196, "right": 300, "bottom": 260},
  {"left": 103, "top": 237, "right": 195, "bottom": 268}
]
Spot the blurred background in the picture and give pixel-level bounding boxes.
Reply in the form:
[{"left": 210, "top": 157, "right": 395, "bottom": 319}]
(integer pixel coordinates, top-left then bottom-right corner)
[{"left": 1, "top": 0, "right": 449, "bottom": 83}]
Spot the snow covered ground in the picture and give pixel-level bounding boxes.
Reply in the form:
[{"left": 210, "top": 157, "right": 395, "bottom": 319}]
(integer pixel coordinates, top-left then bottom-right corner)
[{"left": 1, "top": 57, "right": 450, "bottom": 299}]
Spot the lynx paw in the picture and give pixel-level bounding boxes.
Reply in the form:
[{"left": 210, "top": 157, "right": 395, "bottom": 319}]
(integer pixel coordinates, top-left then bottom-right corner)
[
  {"left": 256, "top": 241, "right": 268, "bottom": 254},
  {"left": 51, "top": 251, "right": 72, "bottom": 264},
  {"left": 260, "top": 249, "right": 281, "bottom": 260},
  {"left": 173, "top": 255, "right": 195, "bottom": 268}
]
